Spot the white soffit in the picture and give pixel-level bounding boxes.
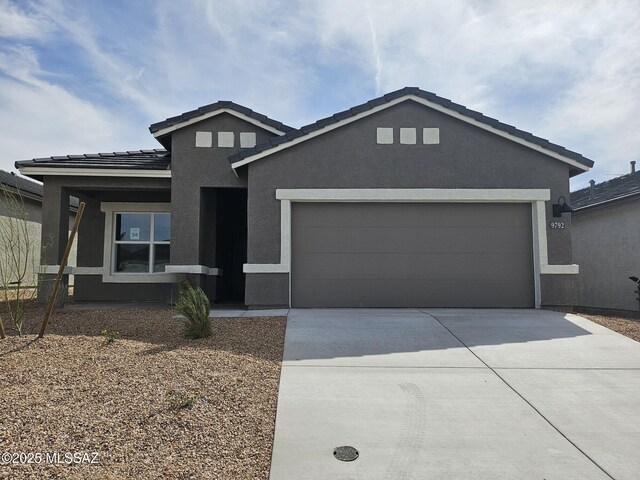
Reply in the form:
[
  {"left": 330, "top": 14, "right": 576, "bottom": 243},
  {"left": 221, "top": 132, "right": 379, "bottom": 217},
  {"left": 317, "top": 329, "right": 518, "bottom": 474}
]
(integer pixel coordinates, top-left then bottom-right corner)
[
  {"left": 231, "top": 95, "right": 590, "bottom": 173},
  {"left": 275, "top": 188, "right": 551, "bottom": 202},
  {"left": 18, "top": 167, "right": 171, "bottom": 178}
]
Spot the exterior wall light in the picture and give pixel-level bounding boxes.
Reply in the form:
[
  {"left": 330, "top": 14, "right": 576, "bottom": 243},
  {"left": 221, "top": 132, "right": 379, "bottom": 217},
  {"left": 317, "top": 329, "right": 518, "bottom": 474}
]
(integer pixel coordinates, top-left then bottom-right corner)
[{"left": 552, "top": 196, "right": 574, "bottom": 217}]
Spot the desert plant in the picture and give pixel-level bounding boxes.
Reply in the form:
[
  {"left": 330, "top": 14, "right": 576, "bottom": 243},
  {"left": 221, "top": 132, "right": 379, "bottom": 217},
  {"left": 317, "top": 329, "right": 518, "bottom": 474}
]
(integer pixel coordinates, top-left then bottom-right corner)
[
  {"left": 175, "top": 280, "right": 212, "bottom": 339},
  {"left": 167, "top": 389, "right": 201, "bottom": 410},
  {"left": 100, "top": 329, "right": 120, "bottom": 345},
  {"left": 0, "top": 185, "right": 41, "bottom": 336}
]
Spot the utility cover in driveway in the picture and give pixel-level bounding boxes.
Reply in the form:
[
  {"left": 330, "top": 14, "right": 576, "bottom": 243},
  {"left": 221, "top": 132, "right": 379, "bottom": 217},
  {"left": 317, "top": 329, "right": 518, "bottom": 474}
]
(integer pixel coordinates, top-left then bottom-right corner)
[{"left": 291, "top": 202, "right": 534, "bottom": 308}]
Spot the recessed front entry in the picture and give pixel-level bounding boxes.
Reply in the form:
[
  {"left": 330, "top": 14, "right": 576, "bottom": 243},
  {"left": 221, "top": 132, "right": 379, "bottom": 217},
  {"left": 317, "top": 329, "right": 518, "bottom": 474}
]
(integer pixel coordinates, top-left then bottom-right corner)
[{"left": 291, "top": 202, "right": 534, "bottom": 307}]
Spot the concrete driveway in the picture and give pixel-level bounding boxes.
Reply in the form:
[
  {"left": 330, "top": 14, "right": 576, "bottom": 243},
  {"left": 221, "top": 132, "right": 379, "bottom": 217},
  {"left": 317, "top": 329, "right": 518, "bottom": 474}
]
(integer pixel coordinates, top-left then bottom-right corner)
[{"left": 269, "top": 309, "right": 640, "bottom": 480}]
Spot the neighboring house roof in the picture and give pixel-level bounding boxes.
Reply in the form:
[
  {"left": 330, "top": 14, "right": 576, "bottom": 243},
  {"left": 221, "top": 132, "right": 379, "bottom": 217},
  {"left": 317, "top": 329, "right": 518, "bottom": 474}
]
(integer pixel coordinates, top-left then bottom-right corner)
[
  {"left": 228, "top": 87, "right": 594, "bottom": 176},
  {"left": 571, "top": 170, "right": 640, "bottom": 210},
  {"left": 0, "top": 169, "right": 79, "bottom": 209},
  {"left": 15, "top": 150, "right": 171, "bottom": 177},
  {"left": 149, "top": 101, "right": 295, "bottom": 145},
  {"left": 1, "top": 169, "right": 45, "bottom": 200}
]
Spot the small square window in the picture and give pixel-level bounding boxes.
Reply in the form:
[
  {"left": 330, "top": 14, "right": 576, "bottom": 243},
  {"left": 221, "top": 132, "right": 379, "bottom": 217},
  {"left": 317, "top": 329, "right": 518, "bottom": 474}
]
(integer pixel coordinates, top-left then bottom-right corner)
[
  {"left": 195, "top": 131, "right": 212, "bottom": 148},
  {"left": 400, "top": 128, "right": 416, "bottom": 144},
  {"left": 218, "top": 131, "right": 235, "bottom": 148},
  {"left": 240, "top": 132, "right": 257, "bottom": 148},
  {"left": 377, "top": 127, "right": 393, "bottom": 144},
  {"left": 423, "top": 128, "right": 440, "bottom": 145}
]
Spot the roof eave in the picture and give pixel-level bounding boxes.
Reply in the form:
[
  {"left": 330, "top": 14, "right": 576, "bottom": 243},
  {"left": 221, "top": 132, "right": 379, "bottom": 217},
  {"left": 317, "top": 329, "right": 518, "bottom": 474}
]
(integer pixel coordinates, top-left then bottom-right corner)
[
  {"left": 573, "top": 191, "right": 640, "bottom": 212},
  {"left": 16, "top": 166, "right": 172, "bottom": 178}
]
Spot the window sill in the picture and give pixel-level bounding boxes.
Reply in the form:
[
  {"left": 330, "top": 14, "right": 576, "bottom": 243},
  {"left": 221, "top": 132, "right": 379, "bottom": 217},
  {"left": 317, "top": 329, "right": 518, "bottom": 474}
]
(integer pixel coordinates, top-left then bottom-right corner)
[{"left": 102, "top": 272, "right": 181, "bottom": 284}]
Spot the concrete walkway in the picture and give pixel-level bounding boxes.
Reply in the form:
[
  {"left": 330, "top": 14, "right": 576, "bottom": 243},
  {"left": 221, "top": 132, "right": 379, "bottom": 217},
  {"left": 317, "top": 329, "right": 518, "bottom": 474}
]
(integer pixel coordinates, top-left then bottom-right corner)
[{"left": 269, "top": 309, "right": 640, "bottom": 480}]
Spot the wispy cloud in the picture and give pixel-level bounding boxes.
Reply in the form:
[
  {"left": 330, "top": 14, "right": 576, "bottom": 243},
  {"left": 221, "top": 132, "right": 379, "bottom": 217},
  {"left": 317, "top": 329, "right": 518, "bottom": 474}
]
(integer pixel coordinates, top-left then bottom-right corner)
[
  {"left": 366, "top": 2, "right": 383, "bottom": 95},
  {"left": 0, "top": 44, "right": 153, "bottom": 167},
  {"left": 0, "top": 0, "right": 52, "bottom": 39}
]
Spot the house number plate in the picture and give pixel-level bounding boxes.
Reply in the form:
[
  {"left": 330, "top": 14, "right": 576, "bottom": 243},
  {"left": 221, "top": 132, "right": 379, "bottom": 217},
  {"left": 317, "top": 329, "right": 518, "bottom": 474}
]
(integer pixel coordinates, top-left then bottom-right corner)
[{"left": 550, "top": 221, "right": 565, "bottom": 229}]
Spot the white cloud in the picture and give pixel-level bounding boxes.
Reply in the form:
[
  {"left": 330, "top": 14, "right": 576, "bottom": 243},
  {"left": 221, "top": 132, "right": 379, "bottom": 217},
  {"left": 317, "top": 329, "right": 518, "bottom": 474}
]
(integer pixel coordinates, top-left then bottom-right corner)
[
  {"left": 0, "top": 46, "right": 153, "bottom": 172},
  {"left": 0, "top": 0, "right": 52, "bottom": 39},
  {"left": 149, "top": 0, "right": 323, "bottom": 125},
  {"left": 29, "top": 0, "right": 164, "bottom": 119}
]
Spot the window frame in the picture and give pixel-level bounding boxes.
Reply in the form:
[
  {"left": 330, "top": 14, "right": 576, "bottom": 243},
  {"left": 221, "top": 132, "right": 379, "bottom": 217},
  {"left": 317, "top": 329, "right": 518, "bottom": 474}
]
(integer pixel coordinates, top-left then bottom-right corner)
[
  {"left": 100, "top": 202, "right": 177, "bottom": 283},
  {"left": 112, "top": 212, "right": 170, "bottom": 274}
]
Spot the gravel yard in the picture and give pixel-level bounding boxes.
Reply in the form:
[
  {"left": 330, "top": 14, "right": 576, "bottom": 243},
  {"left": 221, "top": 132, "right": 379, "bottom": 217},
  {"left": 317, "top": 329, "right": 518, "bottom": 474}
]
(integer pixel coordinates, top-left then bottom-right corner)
[
  {"left": 0, "top": 306, "right": 286, "bottom": 479},
  {"left": 577, "top": 311, "right": 640, "bottom": 342}
]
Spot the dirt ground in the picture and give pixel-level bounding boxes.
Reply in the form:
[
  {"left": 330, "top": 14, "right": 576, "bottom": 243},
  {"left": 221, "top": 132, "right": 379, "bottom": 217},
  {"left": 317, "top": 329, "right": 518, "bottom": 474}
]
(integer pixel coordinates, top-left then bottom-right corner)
[
  {"left": 0, "top": 306, "right": 286, "bottom": 479},
  {"left": 576, "top": 311, "right": 640, "bottom": 343}
]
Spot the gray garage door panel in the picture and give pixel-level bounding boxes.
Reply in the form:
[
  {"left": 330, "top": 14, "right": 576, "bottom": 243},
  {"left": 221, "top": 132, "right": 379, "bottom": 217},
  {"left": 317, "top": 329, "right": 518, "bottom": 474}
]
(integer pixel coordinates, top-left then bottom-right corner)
[
  {"left": 294, "top": 253, "right": 530, "bottom": 280},
  {"left": 294, "top": 279, "right": 533, "bottom": 308},
  {"left": 295, "top": 227, "right": 528, "bottom": 254},
  {"left": 291, "top": 203, "right": 534, "bottom": 308}
]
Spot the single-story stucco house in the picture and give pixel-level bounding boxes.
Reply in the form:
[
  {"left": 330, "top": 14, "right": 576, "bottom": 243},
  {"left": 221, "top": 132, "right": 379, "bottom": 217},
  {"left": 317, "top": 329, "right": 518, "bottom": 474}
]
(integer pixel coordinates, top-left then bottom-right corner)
[
  {"left": 14, "top": 87, "right": 593, "bottom": 309},
  {"left": 0, "top": 170, "right": 77, "bottom": 288},
  {"left": 571, "top": 163, "right": 640, "bottom": 312}
]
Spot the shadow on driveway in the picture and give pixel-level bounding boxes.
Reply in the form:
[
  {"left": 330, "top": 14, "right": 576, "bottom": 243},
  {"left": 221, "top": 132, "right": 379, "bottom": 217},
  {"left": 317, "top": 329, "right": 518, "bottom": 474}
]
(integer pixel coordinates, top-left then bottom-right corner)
[{"left": 282, "top": 309, "right": 597, "bottom": 366}]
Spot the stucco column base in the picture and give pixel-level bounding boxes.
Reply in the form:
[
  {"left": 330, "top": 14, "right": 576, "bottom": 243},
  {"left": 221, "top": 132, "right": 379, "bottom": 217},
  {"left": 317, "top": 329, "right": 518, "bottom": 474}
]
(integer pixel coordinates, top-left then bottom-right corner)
[
  {"left": 245, "top": 273, "right": 289, "bottom": 308},
  {"left": 540, "top": 274, "right": 577, "bottom": 309},
  {"left": 37, "top": 273, "right": 69, "bottom": 306}
]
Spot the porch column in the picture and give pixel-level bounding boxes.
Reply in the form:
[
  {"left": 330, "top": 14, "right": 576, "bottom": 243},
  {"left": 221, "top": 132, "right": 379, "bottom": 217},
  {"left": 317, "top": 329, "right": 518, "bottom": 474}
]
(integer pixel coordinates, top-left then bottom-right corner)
[
  {"left": 171, "top": 186, "right": 208, "bottom": 292},
  {"left": 38, "top": 181, "right": 70, "bottom": 304}
]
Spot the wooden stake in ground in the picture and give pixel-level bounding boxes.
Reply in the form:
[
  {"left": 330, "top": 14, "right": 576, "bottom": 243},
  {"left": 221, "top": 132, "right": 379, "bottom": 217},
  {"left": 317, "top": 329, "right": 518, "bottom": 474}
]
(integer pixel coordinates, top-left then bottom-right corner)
[
  {"left": 0, "top": 313, "right": 5, "bottom": 339},
  {"left": 39, "top": 202, "right": 85, "bottom": 339}
]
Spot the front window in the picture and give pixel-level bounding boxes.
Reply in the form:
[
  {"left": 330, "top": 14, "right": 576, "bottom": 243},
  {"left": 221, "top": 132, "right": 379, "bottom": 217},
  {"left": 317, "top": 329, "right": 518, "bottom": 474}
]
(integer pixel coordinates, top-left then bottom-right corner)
[{"left": 113, "top": 213, "right": 170, "bottom": 273}]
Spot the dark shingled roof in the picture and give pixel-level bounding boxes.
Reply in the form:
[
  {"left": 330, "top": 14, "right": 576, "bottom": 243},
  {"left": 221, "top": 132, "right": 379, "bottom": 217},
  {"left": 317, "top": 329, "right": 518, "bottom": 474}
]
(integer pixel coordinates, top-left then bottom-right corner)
[
  {"left": 15, "top": 149, "right": 171, "bottom": 170},
  {"left": 1, "top": 169, "right": 79, "bottom": 208},
  {"left": 1, "top": 169, "right": 44, "bottom": 199},
  {"left": 571, "top": 170, "right": 640, "bottom": 209},
  {"left": 228, "top": 87, "right": 594, "bottom": 175},
  {"left": 148, "top": 101, "right": 295, "bottom": 135}
]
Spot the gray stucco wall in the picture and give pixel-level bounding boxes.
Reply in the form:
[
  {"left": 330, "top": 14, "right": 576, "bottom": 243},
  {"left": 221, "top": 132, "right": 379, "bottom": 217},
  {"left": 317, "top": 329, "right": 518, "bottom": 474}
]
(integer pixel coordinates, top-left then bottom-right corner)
[
  {"left": 245, "top": 100, "right": 577, "bottom": 307},
  {"left": 245, "top": 273, "right": 289, "bottom": 309},
  {"left": 572, "top": 197, "right": 640, "bottom": 312},
  {"left": 169, "top": 113, "right": 278, "bottom": 300}
]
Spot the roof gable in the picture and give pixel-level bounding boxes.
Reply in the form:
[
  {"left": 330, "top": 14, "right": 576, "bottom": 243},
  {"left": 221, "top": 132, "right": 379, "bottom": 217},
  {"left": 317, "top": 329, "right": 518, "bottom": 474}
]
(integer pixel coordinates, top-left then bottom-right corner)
[
  {"left": 229, "top": 87, "right": 593, "bottom": 176},
  {"left": 149, "top": 101, "right": 295, "bottom": 142}
]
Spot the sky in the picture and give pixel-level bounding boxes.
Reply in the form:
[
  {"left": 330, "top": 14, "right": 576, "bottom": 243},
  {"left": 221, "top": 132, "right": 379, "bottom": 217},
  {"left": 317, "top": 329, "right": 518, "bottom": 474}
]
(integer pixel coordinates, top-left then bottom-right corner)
[{"left": 0, "top": 0, "right": 639, "bottom": 190}]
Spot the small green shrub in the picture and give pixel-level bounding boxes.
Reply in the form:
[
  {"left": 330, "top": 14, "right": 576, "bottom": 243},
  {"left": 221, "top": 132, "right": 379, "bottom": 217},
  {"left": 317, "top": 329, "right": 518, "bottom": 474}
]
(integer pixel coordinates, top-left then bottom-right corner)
[
  {"left": 100, "top": 329, "right": 120, "bottom": 345},
  {"left": 176, "top": 281, "right": 211, "bottom": 339},
  {"left": 167, "top": 389, "right": 201, "bottom": 410}
]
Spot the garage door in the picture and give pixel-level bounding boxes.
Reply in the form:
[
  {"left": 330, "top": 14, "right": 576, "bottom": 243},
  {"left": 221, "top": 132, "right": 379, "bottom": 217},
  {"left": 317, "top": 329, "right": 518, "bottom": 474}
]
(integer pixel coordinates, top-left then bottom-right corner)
[{"left": 291, "top": 202, "right": 534, "bottom": 308}]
